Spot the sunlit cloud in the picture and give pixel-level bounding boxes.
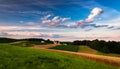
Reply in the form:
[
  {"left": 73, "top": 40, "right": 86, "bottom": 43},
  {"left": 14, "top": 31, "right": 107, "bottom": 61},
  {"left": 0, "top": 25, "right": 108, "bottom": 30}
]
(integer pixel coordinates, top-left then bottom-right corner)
[
  {"left": 41, "top": 7, "right": 106, "bottom": 29},
  {"left": 41, "top": 14, "right": 70, "bottom": 26},
  {"left": 0, "top": 26, "right": 46, "bottom": 31}
]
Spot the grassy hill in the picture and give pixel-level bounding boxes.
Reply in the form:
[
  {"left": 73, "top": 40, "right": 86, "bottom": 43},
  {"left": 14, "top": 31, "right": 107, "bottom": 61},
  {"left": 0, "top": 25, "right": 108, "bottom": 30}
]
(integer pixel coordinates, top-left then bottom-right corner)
[
  {"left": 0, "top": 38, "right": 53, "bottom": 45},
  {"left": 79, "top": 46, "right": 120, "bottom": 57},
  {"left": 10, "top": 41, "right": 48, "bottom": 47},
  {"left": 50, "top": 45, "right": 79, "bottom": 52},
  {"left": 78, "top": 46, "right": 98, "bottom": 54},
  {"left": 0, "top": 44, "right": 117, "bottom": 69},
  {"left": 50, "top": 45, "right": 120, "bottom": 57}
]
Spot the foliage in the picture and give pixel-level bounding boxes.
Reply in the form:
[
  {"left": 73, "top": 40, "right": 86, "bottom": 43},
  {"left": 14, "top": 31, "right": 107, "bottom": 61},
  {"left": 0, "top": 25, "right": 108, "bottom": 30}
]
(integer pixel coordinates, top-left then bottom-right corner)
[
  {"left": 0, "top": 38, "right": 53, "bottom": 47},
  {"left": 11, "top": 41, "right": 49, "bottom": 47},
  {"left": 0, "top": 38, "right": 18, "bottom": 43},
  {"left": 73, "top": 39, "right": 120, "bottom": 54}
]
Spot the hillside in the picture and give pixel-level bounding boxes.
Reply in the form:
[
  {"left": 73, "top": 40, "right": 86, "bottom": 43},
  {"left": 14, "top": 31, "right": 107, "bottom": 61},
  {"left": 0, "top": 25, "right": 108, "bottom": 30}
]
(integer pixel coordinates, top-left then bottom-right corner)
[
  {"left": 79, "top": 46, "right": 120, "bottom": 57},
  {"left": 50, "top": 45, "right": 79, "bottom": 52},
  {"left": 78, "top": 46, "right": 98, "bottom": 54},
  {"left": 0, "top": 44, "right": 117, "bottom": 69}
]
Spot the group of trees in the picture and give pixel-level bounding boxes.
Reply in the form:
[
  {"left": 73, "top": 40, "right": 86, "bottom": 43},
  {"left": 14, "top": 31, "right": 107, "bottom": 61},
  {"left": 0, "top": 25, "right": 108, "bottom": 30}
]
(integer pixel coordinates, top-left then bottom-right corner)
[
  {"left": 0, "top": 38, "right": 53, "bottom": 44},
  {"left": 0, "top": 38, "right": 18, "bottom": 43},
  {"left": 1, "top": 37, "right": 120, "bottom": 54},
  {"left": 73, "top": 39, "right": 120, "bottom": 54}
]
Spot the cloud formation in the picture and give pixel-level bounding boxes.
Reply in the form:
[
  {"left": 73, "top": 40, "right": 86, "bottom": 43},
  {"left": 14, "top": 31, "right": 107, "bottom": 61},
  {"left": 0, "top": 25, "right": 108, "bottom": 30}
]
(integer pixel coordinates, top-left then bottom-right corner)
[
  {"left": 0, "top": 31, "right": 63, "bottom": 39},
  {"left": 0, "top": 32, "right": 10, "bottom": 36},
  {"left": 0, "top": 26, "right": 45, "bottom": 31},
  {"left": 42, "top": 7, "right": 105, "bottom": 28},
  {"left": 41, "top": 15, "right": 70, "bottom": 26},
  {"left": 69, "top": 7, "right": 104, "bottom": 28},
  {"left": 86, "top": 7, "right": 103, "bottom": 22}
]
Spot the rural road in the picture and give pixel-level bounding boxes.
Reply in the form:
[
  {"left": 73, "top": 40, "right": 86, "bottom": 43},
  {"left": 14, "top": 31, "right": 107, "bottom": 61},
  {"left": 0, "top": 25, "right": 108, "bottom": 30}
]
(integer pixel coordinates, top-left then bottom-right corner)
[{"left": 32, "top": 44, "right": 120, "bottom": 67}]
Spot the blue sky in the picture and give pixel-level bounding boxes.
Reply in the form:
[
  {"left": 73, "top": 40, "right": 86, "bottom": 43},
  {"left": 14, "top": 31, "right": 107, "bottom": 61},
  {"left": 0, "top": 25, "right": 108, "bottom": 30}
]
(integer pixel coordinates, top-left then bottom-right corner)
[{"left": 0, "top": 0, "right": 120, "bottom": 41}]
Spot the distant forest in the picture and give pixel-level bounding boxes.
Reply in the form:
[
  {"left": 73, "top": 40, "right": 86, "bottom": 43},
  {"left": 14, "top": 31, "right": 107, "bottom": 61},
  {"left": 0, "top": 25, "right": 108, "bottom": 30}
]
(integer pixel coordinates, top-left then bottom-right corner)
[
  {"left": 0, "top": 38, "right": 120, "bottom": 54},
  {"left": 73, "top": 40, "right": 120, "bottom": 54},
  {"left": 0, "top": 38, "right": 53, "bottom": 44}
]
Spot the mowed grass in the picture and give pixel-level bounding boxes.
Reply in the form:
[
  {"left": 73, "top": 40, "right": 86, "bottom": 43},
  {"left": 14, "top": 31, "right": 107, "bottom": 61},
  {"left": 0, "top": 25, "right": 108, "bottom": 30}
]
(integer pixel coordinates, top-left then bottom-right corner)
[
  {"left": 79, "top": 46, "right": 120, "bottom": 57},
  {"left": 0, "top": 44, "right": 118, "bottom": 69},
  {"left": 50, "top": 45, "right": 79, "bottom": 52},
  {"left": 79, "top": 46, "right": 98, "bottom": 54}
]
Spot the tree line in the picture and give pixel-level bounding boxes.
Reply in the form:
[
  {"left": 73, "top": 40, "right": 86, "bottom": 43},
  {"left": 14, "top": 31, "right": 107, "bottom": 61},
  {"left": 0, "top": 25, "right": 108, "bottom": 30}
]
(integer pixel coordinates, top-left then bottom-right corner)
[
  {"left": 73, "top": 39, "right": 120, "bottom": 54},
  {"left": 0, "top": 38, "right": 53, "bottom": 44},
  {"left": 0, "top": 37, "right": 120, "bottom": 54}
]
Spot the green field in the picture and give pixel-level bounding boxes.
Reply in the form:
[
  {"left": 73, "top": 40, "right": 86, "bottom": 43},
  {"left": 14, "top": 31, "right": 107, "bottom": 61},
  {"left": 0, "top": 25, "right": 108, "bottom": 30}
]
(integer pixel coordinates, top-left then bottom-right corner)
[
  {"left": 78, "top": 46, "right": 98, "bottom": 54},
  {"left": 0, "top": 44, "right": 118, "bottom": 69},
  {"left": 79, "top": 46, "right": 120, "bottom": 57},
  {"left": 50, "top": 45, "right": 79, "bottom": 52},
  {"left": 50, "top": 45, "right": 120, "bottom": 57},
  {"left": 10, "top": 41, "right": 48, "bottom": 47}
]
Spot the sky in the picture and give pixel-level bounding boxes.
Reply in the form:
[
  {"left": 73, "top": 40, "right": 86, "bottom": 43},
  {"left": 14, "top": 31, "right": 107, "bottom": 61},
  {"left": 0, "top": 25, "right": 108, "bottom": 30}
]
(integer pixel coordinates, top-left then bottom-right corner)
[{"left": 0, "top": 0, "right": 120, "bottom": 41}]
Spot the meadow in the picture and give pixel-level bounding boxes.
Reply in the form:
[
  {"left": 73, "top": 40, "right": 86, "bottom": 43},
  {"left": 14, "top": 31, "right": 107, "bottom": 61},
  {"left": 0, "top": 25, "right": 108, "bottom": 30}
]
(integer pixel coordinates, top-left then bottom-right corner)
[
  {"left": 0, "top": 44, "right": 118, "bottom": 69},
  {"left": 50, "top": 45, "right": 79, "bottom": 52},
  {"left": 79, "top": 46, "right": 120, "bottom": 57},
  {"left": 10, "top": 41, "right": 47, "bottom": 47},
  {"left": 51, "top": 45, "right": 120, "bottom": 57}
]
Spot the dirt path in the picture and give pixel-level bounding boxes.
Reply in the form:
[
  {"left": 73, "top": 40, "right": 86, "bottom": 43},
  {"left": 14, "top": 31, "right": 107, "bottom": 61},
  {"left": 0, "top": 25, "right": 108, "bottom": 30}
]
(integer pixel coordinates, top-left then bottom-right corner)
[{"left": 32, "top": 45, "right": 120, "bottom": 67}]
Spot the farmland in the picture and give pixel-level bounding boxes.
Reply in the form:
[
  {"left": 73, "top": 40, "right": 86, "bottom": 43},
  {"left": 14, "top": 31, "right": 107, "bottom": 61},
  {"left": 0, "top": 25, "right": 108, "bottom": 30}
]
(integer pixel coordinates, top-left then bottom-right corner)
[
  {"left": 0, "top": 0, "right": 120, "bottom": 69},
  {"left": 50, "top": 45, "right": 79, "bottom": 52},
  {"left": 0, "top": 44, "right": 118, "bottom": 69}
]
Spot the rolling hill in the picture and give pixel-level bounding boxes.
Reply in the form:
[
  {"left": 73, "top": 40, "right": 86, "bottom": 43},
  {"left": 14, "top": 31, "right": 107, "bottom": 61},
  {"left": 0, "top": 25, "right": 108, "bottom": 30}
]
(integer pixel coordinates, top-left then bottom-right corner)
[{"left": 0, "top": 44, "right": 117, "bottom": 69}]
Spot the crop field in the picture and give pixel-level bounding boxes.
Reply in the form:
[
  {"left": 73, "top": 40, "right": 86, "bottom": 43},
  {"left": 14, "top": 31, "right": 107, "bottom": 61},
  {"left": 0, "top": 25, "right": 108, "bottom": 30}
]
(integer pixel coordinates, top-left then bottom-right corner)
[
  {"left": 50, "top": 45, "right": 79, "bottom": 52},
  {"left": 78, "top": 46, "right": 98, "bottom": 54},
  {"left": 0, "top": 44, "right": 118, "bottom": 69},
  {"left": 79, "top": 46, "right": 120, "bottom": 57}
]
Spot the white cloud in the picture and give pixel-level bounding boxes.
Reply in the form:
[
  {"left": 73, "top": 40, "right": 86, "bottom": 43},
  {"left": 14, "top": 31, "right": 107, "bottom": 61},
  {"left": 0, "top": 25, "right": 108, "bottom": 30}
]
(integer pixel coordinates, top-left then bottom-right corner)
[
  {"left": 0, "top": 31, "right": 63, "bottom": 39},
  {"left": 41, "top": 7, "right": 104, "bottom": 28},
  {"left": 42, "top": 15, "right": 60, "bottom": 26},
  {"left": 75, "top": 7, "right": 104, "bottom": 28},
  {"left": 61, "top": 18, "right": 71, "bottom": 22},
  {"left": 27, "top": 22, "right": 42, "bottom": 27},
  {"left": 0, "top": 28, "right": 119, "bottom": 41},
  {"left": 41, "top": 14, "right": 70, "bottom": 26},
  {"left": 41, "top": 14, "right": 51, "bottom": 20},
  {"left": 93, "top": 16, "right": 120, "bottom": 28},
  {"left": 51, "top": 16, "right": 60, "bottom": 25},
  {"left": 86, "top": 7, "right": 103, "bottom": 22},
  {"left": 0, "top": 26, "right": 46, "bottom": 31}
]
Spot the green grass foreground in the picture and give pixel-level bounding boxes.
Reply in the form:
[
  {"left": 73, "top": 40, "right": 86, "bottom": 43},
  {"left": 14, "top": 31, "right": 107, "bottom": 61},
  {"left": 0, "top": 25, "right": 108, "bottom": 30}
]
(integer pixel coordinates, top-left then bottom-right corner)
[
  {"left": 0, "top": 44, "right": 118, "bottom": 69},
  {"left": 50, "top": 45, "right": 79, "bottom": 52}
]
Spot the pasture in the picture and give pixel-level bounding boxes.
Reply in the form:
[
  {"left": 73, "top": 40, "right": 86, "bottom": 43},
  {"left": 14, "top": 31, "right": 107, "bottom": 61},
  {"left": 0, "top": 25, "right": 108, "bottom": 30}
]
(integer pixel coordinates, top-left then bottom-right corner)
[{"left": 0, "top": 44, "right": 118, "bottom": 69}]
